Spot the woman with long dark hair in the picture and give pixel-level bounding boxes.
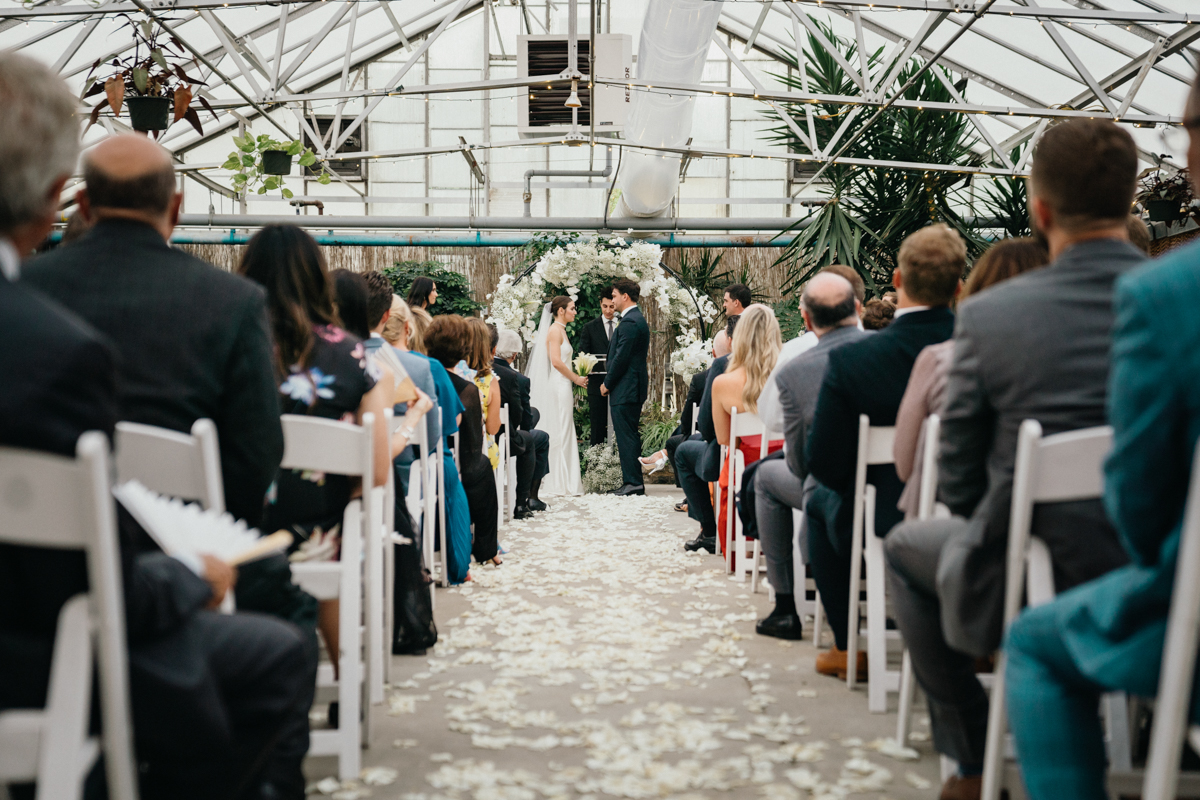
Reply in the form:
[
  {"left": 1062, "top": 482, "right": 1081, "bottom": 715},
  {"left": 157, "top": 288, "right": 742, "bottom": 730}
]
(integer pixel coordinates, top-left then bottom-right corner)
[
  {"left": 239, "top": 225, "right": 430, "bottom": 673},
  {"left": 406, "top": 276, "right": 438, "bottom": 311},
  {"left": 330, "top": 269, "right": 372, "bottom": 339}
]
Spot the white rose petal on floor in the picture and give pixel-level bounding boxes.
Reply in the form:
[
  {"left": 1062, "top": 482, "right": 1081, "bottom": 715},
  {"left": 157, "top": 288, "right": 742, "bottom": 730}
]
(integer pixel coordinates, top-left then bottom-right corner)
[{"left": 316, "top": 490, "right": 944, "bottom": 797}]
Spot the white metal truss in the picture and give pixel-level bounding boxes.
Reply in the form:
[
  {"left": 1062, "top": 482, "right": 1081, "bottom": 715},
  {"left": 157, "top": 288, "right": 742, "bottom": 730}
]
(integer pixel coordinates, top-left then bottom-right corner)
[{"left": 2, "top": 0, "right": 1196, "bottom": 225}]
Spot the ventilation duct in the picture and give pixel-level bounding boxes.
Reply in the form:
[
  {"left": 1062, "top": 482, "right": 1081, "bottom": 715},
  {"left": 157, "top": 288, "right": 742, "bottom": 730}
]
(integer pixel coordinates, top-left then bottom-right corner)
[{"left": 615, "top": 0, "right": 724, "bottom": 218}]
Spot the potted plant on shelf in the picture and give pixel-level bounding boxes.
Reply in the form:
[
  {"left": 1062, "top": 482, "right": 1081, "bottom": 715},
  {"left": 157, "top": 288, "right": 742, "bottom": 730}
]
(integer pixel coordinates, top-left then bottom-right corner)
[
  {"left": 224, "top": 134, "right": 333, "bottom": 199},
  {"left": 1137, "top": 167, "right": 1194, "bottom": 223},
  {"left": 83, "top": 14, "right": 213, "bottom": 136}
]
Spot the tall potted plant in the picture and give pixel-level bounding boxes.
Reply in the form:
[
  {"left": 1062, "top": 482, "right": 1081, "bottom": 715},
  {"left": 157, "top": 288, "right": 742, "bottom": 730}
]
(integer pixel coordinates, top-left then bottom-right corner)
[{"left": 83, "top": 14, "right": 213, "bottom": 136}]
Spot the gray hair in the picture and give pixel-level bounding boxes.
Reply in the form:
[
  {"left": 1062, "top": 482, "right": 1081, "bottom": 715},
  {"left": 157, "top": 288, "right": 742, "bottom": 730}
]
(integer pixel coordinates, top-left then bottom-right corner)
[
  {"left": 0, "top": 53, "right": 80, "bottom": 234},
  {"left": 496, "top": 327, "right": 524, "bottom": 359}
]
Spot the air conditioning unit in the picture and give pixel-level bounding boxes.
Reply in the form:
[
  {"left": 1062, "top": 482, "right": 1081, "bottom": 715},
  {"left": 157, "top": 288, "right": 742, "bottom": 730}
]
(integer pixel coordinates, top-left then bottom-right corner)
[{"left": 517, "top": 34, "right": 631, "bottom": 138}]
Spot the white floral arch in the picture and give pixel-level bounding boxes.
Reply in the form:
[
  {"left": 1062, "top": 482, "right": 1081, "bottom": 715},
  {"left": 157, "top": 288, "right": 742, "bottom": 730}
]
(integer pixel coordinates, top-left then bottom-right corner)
[{"left": 486, "top": 237, "right": 718, "bottom": 373}]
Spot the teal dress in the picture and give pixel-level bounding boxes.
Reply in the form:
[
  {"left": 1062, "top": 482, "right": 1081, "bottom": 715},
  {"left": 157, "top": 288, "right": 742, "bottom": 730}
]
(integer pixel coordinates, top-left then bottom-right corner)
[
  {"left": 407, "top": 351, "right": 471, "bottom": 585},
  {"left": 1005, "top": 240, "right": 1200, "bottom": 798}
]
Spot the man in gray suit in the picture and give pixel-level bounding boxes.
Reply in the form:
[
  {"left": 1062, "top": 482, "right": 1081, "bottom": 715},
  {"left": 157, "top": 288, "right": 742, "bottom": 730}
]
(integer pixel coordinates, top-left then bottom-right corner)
[
  {"left": 754, "top": 273, "right": 867, "bottom": 639},
  {"left": 884, "top": 119, "right": 1140, "bottom": 800}
]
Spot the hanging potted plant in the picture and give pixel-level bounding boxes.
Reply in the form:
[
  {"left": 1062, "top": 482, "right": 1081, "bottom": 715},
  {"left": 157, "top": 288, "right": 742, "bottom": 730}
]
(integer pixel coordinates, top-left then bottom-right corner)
[
  {"left": 224, "top": 134, "right": 333, "bottom": 199},
  {"left": 82, "top": 13, "right": 214, "bottom": 136},
  {"left": 1136, "top": 167, "right": 1194, "bottom": 223}
]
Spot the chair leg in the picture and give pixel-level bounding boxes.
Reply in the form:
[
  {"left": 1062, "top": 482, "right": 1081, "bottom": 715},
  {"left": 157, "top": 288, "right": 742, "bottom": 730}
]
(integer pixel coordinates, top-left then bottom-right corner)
[
  {"left": 980, "top": 652, "right": 1010, "bottom": 800},
  {"left": 846, "top": 539, "right": 864, "bottom": 689},
  {"left": 866, "top": 530, "right": 888, "bottom": 713},
  {"left": 751, "top": 539, "right": 761, "bottom": 594},
  {"left": 896, "top": 650, "right": 916, "bottom": 745},
  {"left": 1104, "top": 692, "right": 1133, "bottom": 773},
  {"left": 812, "top": 588, "right": 824, "bottom": 648}
]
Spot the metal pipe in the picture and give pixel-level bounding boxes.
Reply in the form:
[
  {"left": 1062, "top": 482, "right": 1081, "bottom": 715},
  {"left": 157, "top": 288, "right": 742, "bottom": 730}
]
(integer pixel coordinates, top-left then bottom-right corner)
[
  {"left": 177, "top": 210, "right": 811, "bottom": 231},
  {"left": 146, "top": 230, "right": 795, "bottom": 247},
  {"left": 522, "top": 146, "right": 613, "bottom": 216}
]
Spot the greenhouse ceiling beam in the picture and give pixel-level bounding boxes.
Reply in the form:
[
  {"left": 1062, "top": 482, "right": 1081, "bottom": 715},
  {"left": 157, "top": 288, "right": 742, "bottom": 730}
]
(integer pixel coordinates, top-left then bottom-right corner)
[
  {"left": 332, "top": 0, "right": 474, "bottom": 152},
  {"left": 156, "top": 230, "right": 795, "bottom": 247},
  {"left": 175, "top": 214, "right": 816, "bottom": 231},
  {"left": 196, "top": 74, "right": 582, "bottom": 108},
  {"left": 712, "top": 36, "right": 816, "bottom": 154},
  {"left": 784, "top": 1, "right": 1197, "bottom": 23},
  {"left": 6, "top": 0, "right": 1190, "bottom": 22},
  {"left": 156, "top": 1, "right": 483, "bottom": 155},
  {"left": 594, "top": 78, "right": 1179, "bottom": 125},
  {"left": 999, "top": 22, "right": 1200, "bottom": 152}
]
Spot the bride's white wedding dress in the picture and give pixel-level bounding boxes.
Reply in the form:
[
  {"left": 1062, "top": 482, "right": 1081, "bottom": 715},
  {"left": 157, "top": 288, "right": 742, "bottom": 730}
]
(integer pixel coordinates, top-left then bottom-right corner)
[{"left": 526, "top": 306, "right": 583, "bottom": 496}]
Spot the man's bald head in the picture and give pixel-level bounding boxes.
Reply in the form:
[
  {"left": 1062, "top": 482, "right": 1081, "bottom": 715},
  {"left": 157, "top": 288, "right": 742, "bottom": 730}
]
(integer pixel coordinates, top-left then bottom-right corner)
[
  {"left": 801, "top": 272, "right": 857, "bottom": 333},
  {"left": 83, "top": 134, "right": 177, "bottom": 218}
]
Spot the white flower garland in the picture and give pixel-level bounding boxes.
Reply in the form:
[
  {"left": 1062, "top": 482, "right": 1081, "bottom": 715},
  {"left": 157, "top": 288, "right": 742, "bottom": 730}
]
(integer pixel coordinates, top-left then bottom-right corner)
[
  {"left": 669, "top": 333, "right": 714, "bottom": 379},
  {"left": 486, "top": 237, "right": 718, "bottom": 352}
]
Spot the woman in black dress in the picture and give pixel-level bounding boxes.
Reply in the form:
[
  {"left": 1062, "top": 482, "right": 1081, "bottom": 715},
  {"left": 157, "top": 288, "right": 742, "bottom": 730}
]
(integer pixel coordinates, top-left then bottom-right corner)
[{"left": 423, "top": 315, "right": 501, "bottom": 566}]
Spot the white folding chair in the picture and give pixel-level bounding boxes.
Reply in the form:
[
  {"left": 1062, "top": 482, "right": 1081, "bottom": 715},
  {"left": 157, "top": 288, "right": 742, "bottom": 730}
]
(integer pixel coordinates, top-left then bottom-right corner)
[
  {"left": 496, "top": 406, "right": 509, "bottom": 525},
  {"left": 114, "top": 418, "right": 225, "bottom": 513},
  {"left": 981, "top": 421, "right": 1118, "bottom": 800},
  {"left": 747, "top": 428, "right": 784, "bottom": 596},
  {"left": 281, "top": 413, "right": 377, "bottom": 781},
  {"left": 791, "top": 508, "right": 826, "bottom": 647},
  {"left": 1141, "top": 438, "right": 1200, "bottom": 800},
  {"left": 0, "top": 433, "right": 139, "bottom": 800},
  {"left": 727, "top": 408, "right": 769, "bottom": 584},
  {"left": 846, "top": 415, "right": 901, "bottom": 706},
  {"left": 894, "top": 414, "right": 942, "bottom": 743},
  {"left": 115, "top": 418, "right": 235, "bottom": 613},
  {"left": 689, "top": 402, "right": 699, "bottom": 437}
]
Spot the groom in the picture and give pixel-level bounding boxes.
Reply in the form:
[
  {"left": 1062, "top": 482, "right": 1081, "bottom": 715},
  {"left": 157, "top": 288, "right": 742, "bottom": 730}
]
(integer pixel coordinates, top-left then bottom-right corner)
[{"left": 601, "top": 278, "right": 651, "bottom": 496}]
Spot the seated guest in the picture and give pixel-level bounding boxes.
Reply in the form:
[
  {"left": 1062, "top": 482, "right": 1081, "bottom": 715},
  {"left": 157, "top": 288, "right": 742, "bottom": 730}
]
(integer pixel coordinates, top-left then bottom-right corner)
[
  {"left": 1127, "top": 213, "right": 1152, "bottom": 255},
  {"left": 407, "top": 275, "right": 438, "bottom": 311},
  {"left": 493, "top": 327, "right": 551, "bottom": 517},
  {"left": 330, "top": 269, "right": 372, "bottom": 339},
  {"left": 712, "top": 304, "right": 785, "bottom": 564},
  {"left": 885, "top": 119, "right": 1141, "bottom": 800},
  {"left": 712, "top": 282, "right": 752, "bottom": 356},
  {"left": 759, "top": 265, "right": 865, "bottom": 435},
  {"left": 0, "top": 51, "right": 311, "bottom": 800},
  {"left": 806, "top": 224, "right": 962, "bottom": 679},
  {"left": 676, "top": 319, "right": 735, "bottom": 552},
  {"left": 24, "top": 136, "right": 283, "bottom": 532},
  {"left": 861, "top": 297, "right": 896, "bottom": 330},
  {"left": 425, "top": 315, "right": 501, "bottom": 567},
  {"left": 893, "top": 237, "right": 1049, "bottom": 519},
  {"left": 403, "top": 306, "right": 473, "bottom": 584},
  {"left": 238, "top": 225, "right": 397, "bottom": 680},
  {"left": 468, "top": 318, "right": 502, "bottom": 471},
  {"left": 1004, "top": 85, "right": 1200, "bottom": 800},
  {"left": 753, "top": 273, "right": 866, "bottom": 640},
  {"left": 638, "top": 366, "right": 708, "bottom": 498}
]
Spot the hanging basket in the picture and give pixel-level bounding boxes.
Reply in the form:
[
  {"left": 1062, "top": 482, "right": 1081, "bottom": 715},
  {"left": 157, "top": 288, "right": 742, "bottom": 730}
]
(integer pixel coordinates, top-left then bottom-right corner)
[
  {"left": 1146, "top": 198, "right": 1187, "bottom": 223},
  {"left": 262, "top": 150, "right": 294, "bottom": 175},
  {"left": 126, "top": 96, "right": 171, "bottom": 132}
]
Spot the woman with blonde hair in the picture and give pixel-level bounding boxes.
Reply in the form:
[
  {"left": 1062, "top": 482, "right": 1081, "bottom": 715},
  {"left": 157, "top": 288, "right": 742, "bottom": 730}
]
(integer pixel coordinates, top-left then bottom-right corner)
[
  {"left": 408, "top": 305, "right": 432, "bottom": 354},
  {"left": 710, "top": 304, "right": 785, "bottom": 565}
]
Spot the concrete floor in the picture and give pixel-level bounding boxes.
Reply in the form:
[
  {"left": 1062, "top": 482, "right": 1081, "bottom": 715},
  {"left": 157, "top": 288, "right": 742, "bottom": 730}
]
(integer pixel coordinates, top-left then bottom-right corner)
[{"left": 305, "top": 485, "right": 945, "bottom": 799}]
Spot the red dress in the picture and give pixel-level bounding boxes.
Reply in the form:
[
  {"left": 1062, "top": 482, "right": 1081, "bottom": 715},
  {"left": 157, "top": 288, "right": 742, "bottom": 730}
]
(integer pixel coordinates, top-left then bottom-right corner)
[{"left": 717, "top": 434, "right": 784, "bottom": 568}]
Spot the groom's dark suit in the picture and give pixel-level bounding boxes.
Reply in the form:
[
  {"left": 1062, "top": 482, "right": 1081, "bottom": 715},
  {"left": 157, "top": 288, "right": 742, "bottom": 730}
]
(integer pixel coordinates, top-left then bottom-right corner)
[{"left": 604, "top": 305, "right": 651, "bottom": 486}]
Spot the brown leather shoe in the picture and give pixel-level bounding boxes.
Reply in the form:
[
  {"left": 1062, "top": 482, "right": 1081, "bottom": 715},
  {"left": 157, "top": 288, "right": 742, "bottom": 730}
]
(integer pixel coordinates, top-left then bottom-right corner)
[
  {"left": 814, "top": 647, "right": 868, "bottom": 680},
  {"left": 939, "top": 774, "right": 982, "bottom": 800}
]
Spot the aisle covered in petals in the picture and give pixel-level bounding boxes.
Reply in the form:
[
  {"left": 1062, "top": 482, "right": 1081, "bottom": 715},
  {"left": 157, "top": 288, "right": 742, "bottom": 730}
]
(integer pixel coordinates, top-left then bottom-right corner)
[{"left": 306, "top": 489, "right": 944, "bottom": 799}]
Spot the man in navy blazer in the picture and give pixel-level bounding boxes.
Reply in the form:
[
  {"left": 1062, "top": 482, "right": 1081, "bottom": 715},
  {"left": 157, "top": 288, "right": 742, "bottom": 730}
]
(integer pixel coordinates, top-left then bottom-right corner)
[
  {"left": 602, "top": 278, "right": 651, "bottom": 495},
  {"left": 804, "top": 225, "right": 963, "bottom": 679}
]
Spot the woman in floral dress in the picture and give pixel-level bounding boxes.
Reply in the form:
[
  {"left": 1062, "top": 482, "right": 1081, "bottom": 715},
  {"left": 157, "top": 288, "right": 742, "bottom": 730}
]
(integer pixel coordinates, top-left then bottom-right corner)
[{"left": 239, "top": 225, "right": 392, "bottom": 675}]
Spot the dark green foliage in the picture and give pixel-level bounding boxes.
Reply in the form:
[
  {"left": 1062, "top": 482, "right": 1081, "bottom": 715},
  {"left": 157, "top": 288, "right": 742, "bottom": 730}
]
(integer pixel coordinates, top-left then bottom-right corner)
[
  {"left": 639, "top": 404, "right": 680, "bottom": 457},
  {"left": 772, "top": 297, "right": 806, "bottom": 342},
  {"left": 764, "top": 22, "right": 985, "bottom": 298},
  {"left": 382, "top": 261, "right": 482, "bottom": 317},
  {"left": 979, "top": 147, "right": 1032, "bottom": 239}
]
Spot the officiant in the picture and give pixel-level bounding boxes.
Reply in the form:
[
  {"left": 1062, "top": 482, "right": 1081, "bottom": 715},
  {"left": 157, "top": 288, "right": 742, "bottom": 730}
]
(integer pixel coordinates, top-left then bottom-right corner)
[{"left": 578, "top": 286, "right": 618, "bottom": 447}]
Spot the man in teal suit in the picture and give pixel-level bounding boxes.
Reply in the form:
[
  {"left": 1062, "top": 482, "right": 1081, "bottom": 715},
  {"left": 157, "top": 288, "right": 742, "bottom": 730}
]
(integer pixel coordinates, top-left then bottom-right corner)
[{"left": 1005, "top": 75, "right": 1200, "bottom": 798}]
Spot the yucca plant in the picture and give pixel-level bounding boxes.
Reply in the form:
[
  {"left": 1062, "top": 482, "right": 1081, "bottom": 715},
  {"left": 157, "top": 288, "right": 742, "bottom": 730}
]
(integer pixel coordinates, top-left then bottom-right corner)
[
  {"left": 764, "top": 22, "right": 986, "bottom": 296},
  {"left": 978, "top": 146, "right": 1032, "bottom": 238}
]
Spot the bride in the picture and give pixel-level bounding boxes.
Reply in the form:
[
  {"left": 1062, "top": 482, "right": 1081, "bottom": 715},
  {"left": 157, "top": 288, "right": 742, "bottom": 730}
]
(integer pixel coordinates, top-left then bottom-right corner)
[{"left": 526, "top": 296, "right": 586, "bottom": 496}]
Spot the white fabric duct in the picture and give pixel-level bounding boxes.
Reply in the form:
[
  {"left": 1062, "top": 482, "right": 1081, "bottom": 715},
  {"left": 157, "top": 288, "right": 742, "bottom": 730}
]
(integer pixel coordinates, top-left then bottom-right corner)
[{"left": 615, "top": 0, "right": 724, "bottom": 218}]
